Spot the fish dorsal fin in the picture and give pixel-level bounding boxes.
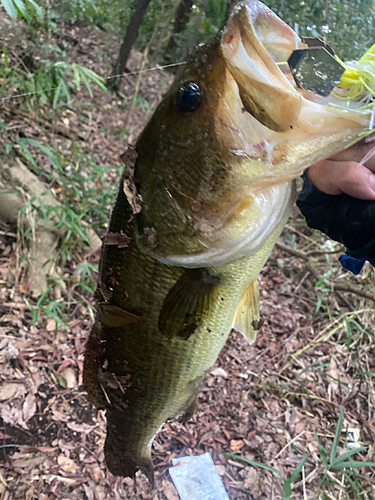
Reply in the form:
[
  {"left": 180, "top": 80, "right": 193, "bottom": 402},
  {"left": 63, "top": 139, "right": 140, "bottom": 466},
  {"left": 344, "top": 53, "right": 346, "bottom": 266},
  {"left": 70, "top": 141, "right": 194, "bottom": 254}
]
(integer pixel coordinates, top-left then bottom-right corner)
[{"left": 232, "top": 279, "right": 260, "bottom": 344}]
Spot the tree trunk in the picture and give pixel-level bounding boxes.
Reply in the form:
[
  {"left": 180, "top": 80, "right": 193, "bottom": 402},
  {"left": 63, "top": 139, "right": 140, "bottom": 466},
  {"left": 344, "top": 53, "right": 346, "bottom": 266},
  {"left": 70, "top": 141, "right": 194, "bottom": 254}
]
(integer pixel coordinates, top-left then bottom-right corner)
[
  {"left": 176, "top": 0, "right": 208, "bottom": 76},
  {"left": 108, "top": 0, "right": 152, "bottom": 91},
  {"left": 148, "top": 0, "right": 185, "bottom": 66},
  {"left": 0, "top": 154, "right": 102, "bottom": 297},
  {"left": 164, "top": 0, "right": 194, "bottom": 64}
]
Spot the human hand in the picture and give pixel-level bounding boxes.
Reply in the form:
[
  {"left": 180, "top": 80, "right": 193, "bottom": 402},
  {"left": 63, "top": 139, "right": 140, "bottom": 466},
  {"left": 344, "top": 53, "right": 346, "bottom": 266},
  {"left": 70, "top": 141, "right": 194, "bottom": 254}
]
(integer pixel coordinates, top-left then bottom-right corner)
[{"left": 308, "top": 138, "right": 375, "bottom": 200}]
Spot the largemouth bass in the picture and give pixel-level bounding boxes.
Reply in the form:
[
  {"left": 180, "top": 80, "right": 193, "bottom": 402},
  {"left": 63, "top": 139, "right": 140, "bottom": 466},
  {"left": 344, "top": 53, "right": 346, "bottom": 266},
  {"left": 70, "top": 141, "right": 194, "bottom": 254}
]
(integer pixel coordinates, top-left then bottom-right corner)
[{"left": 84, "top": 0, "right": 371, "bottom": 483}]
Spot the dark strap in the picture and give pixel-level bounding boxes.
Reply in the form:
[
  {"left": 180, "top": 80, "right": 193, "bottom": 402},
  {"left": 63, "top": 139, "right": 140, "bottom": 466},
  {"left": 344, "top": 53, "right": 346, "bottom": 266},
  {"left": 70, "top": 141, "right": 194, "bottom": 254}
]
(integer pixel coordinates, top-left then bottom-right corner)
[{"left": 297, "top": 171, "right": 375, "bottom": 260}]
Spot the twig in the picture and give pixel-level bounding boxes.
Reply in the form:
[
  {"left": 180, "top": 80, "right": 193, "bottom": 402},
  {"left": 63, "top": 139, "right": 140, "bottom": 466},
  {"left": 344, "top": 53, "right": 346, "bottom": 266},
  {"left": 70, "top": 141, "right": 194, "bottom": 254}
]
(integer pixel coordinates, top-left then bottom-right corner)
[
  {"left": 0, "top": 471, "right": 7, "bottom": 487},
  {"left": 274, "top": 430, "right": 306, "bottom": 459},
  {"left": 0, "top": 230, "right": 17, "bottom": 238},
  {"left": 302, "top": 465, "right": 307, "bottom": 500},
  {"left": 276, "top": 241, "right": 321, "bottom": 280},
  {"left": 278, "top": 308, "right": 373, "bottom": 373},
  {"left": 276, "top": 241, "right": 375, "bottom": 302},
  {"left": 285, "top": 223, "right": 330, "bottom": 248}
]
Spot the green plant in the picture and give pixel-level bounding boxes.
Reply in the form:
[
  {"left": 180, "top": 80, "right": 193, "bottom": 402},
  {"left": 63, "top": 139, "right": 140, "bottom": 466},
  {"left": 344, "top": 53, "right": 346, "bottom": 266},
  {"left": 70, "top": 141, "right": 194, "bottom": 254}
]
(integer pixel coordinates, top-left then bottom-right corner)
[
  {"left": 24, "top": 283, "right": 69, "bottom": 333},
  {"left": 221, "top": 451, "right": 308, "bottom": 500},
  {"left": 23, "top": 261, "right": 98, "bottom": 333},
  {"left": 0, "top": 4, "right": 107, "bottom": 109},
  {"left": 0, "top": 51, "right": 107, "bottom": 108},
  {"left": 313, "top": 407, "right": 375, "bottom": 497},
  {"left": 1, "top": 0, "right": 43, "bottom": 24},
  {"left": 11, "top": 138, "right": 119, "bottom": 236},
  {"left": 221, "top": 407, "right": 375, "bottom": 500},
  {"left": 55, "top": 0, "right": 108, "bottom": 25}
]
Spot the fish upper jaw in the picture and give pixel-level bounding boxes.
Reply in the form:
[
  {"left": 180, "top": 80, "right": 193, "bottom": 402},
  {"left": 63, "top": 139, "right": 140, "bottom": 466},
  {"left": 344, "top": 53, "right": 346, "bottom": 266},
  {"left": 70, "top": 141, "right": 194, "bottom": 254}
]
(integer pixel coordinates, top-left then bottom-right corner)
[{"left": 220, "top": 0, "right": 305, "bottom": 133}]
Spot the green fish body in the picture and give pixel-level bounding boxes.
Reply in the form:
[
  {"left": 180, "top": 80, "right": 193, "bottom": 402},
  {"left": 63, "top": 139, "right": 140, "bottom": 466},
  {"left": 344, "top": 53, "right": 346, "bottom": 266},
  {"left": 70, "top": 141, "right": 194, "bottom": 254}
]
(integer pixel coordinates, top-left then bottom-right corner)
[{"left": 84, "top": 0, "right": 371, "bottom": 482}]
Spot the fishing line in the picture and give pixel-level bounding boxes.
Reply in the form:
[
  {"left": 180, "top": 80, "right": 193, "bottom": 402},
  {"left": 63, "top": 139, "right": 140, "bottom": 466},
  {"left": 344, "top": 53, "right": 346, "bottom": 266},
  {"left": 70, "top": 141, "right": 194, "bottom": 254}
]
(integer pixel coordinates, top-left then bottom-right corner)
[
  {"left": 0, "top": 61, "right": 186, "bottom": 103},
  {"left": 360, "top": 141, "right": 375, "bottom": 167}
]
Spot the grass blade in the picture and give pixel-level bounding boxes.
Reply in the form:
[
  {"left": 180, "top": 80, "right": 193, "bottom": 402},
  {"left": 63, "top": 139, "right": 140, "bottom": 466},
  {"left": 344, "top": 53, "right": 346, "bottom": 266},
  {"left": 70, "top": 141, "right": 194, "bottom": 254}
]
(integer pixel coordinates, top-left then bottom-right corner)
[
  {"left": 289, "top": 455, "right": 308, "bottom": 483},
  {"left": 330, "top": 406, "right": 344, "bottom": 465},
  {"left": 220, "top": 452, "right": 283, "bottom": 476},
  {"left": 314, "top": 430, "right": 328, "bottom": 469},
  {"left": 331, "top": 447, "right": 367, "bottom": 465},
  {"left": 331, "top": 460, "right": 375, "bottom": 470},
  {"left": 283, "top": 479, "right": 292, "bottom": 500}
]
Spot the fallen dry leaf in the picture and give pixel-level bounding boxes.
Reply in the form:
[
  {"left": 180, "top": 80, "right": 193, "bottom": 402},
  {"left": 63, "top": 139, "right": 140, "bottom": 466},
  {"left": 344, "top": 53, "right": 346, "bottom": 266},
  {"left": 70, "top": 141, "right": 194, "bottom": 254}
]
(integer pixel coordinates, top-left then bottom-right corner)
[
  {"left": 215, "top": 465, "right": 226, "bottom": 476},
  {"left": 60, "top": 367, "right": 77, "bottom": 388},
  {"left": 46, "top": 318, "right": 57, "bottom": 332},
  {"left": 23, "top": 392, "right": 36, "bottom": 422},
  {"left": 161, "top": 480, "right": 180, "bottom": 500},
  {"left": 243, "top": 466, "right": 262, "bottom": 496},
  {"left": 25, "top": 484, "right": 35, "bottom": 500},
  {"left": 12, "top": 455, "right": 45, "bottom": 468},
  {"left": 66, "top": 421, "right": 96, "bottom": 434},
  {"left": 86, "top": 464, "right": 103, "bottom": 483},
  {"left": 211, "top": 367, "right": 228, "bottom": 378},
  {"left": 0, "top": 402, "right": 28, "bottom": 429},
  {"left": 0, "top": 383, "right": 25, "bottom": 401},
  {"left": 230, "top": 439, "right": 245, "bottom": 452},
  {"left": 57, "top": 455, "right": 79, "bottom": 473}
]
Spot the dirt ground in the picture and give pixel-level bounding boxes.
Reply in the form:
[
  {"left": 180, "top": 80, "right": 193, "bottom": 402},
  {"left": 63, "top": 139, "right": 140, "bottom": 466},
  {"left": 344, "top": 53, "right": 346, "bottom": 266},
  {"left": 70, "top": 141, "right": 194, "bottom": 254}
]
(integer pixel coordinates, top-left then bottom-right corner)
[{"left": 1, "top": 14, "right": 375, "bottom": 500}]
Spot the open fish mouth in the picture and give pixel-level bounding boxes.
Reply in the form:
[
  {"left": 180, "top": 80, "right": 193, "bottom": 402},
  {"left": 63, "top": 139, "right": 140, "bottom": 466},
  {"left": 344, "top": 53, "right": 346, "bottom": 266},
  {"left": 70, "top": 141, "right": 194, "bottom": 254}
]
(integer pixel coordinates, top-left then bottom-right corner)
[
  {"left": 220, "top": 0, "right": 304, "bottom": 133},
  {"left": 218, "top": 0, "right": 368, "bottom": 177}
]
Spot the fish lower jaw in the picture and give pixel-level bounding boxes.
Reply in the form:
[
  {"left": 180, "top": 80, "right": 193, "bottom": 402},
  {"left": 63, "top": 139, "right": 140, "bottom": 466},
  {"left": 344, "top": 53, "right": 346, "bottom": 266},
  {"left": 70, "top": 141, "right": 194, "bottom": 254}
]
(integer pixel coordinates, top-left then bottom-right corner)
[{"left": 150, "top": 181, "right": 294, "bottom": 268}]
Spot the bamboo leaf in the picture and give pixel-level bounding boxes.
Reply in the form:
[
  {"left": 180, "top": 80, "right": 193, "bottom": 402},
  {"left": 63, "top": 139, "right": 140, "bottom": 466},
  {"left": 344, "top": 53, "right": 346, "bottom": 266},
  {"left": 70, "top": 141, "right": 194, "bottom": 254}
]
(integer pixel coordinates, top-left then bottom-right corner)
[
  {"left": 25, "top": 0, "right": 43, "bottom": 22},
  {"left": 331, "top": 447, "right": 367, "bottom": 465},
  {"left": 1, "top": 0, "right": 18, "bottom": 19},
  {"left": 289, "top": 455, "right": 308, "bottom": 483},
  {"left": 13, "top": 0, "right": 31, "bottom": 22},
  {"left": 331, "top": 461, "right": 375, "bottom": 470},
  {"left": 283, "top": 479, "right": 292, "bottom": 500}
]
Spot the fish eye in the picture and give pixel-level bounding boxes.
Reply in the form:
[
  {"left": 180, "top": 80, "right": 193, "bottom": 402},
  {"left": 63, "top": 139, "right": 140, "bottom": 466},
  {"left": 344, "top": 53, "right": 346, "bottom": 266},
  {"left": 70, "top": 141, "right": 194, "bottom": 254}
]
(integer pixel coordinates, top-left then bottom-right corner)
[{"left": 176, "top": 83, "right": 202, "bottom": 113}]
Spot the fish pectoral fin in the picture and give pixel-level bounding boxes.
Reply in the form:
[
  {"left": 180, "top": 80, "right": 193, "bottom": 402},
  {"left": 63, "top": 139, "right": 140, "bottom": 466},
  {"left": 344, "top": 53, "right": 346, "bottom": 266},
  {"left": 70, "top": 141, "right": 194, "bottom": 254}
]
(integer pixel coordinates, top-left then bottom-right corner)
[
  {"left": 159, "top": 269, "right": 221, "bottom": 340},
  {"left": 232, "top": 279, "right": 261, "bottom": 344}
]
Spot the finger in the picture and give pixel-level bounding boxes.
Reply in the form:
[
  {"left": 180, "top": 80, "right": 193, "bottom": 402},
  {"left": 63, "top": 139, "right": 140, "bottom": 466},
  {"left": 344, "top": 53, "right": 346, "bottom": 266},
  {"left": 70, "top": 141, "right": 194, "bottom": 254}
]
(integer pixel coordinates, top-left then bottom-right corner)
[
  {"left": 308, "top": 160, "right": 375, "bottom": 200},
  {"left": 328, "top": 140, "right": 375, "bottom": 171}
]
